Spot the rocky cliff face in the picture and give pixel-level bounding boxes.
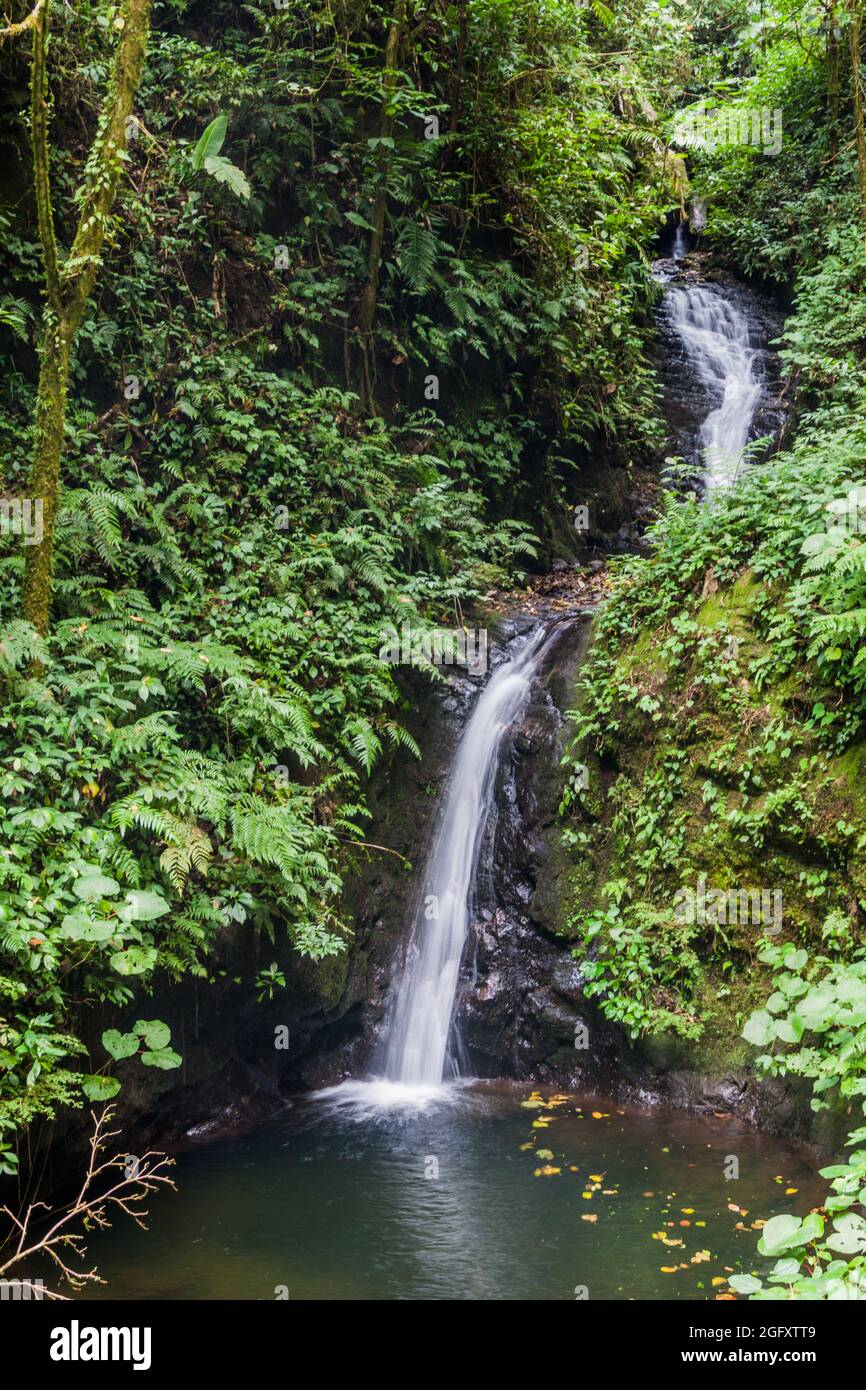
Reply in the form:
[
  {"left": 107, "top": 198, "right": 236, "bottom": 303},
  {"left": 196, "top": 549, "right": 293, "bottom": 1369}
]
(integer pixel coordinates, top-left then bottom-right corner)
[{"left": 653, "top": 256, "right": 786, "bottom": 477}]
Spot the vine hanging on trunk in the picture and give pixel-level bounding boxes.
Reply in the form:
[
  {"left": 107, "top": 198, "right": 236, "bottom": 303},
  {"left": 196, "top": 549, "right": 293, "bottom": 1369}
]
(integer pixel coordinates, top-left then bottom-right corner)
[{"left": 11, "top": 0, "right": 153, "bottom": 636}]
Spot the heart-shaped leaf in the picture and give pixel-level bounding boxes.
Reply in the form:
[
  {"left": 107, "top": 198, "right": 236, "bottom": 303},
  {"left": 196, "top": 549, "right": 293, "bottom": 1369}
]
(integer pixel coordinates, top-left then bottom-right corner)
[
  {"left": 133, "top": 1019, "right": 170, "bottom": 1051},
  {"left": 121, "top": 890, "right": 170, "bottom": 923},
  {"left": 59, "top": 913, "right": 116, "bottom": 942},
  {"left": 73, "top": 873, "right": 120, "bottom": 902},
  {"left": 757, "top": 1213, "right": 803, "bottom": 1256},
  {"left": 102, "top": 1029, "right": 140, "bottom": 1061},
  {"left": 110, "top": 946, "right": 157, "bottom": 977},
  {"left": 81, "top": 1074, "right": 121, "bottom": 1102},
  {"left": 141, "top": 1047, "right": 182, "bottom": 1070}
]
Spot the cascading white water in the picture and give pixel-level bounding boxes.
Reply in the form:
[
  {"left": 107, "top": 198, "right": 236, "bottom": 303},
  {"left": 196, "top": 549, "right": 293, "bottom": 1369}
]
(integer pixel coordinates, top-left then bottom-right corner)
[
  {"left": 667, "top": 284, "right": 760, "bottom": 490},
  {"left": 384, "top": 626, "right": 554, "bottom": 1089},
  {"left": 316, "top": 624, "right": 563, "bottom": 1113},
  {"left": 673, "top": 223, "right": 689, "bottom": 260}
]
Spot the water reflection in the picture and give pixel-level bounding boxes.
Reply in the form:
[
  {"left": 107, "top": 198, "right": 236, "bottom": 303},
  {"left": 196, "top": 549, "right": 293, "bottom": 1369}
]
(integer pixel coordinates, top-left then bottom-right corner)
[{"left": 81, "top": 1085, "right": 822, "bottom": 1302}]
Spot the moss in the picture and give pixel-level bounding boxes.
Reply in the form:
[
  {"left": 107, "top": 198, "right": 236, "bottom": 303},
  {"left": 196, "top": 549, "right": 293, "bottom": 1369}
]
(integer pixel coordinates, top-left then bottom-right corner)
[{"left": 555, "top": 564, "right": 866, "bottom": 1079}]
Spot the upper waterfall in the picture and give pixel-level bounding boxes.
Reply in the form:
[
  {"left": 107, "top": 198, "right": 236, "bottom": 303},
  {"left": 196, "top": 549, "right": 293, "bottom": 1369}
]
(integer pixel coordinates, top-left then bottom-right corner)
[{"left": 665, "top": 283, "right": 761, "bottom": 490}]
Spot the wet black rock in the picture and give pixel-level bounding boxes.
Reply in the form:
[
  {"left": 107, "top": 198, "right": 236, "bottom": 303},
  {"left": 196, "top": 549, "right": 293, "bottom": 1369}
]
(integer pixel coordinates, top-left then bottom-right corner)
[{"left": 653, "top": 262, "right": 786, "bottom": 479}]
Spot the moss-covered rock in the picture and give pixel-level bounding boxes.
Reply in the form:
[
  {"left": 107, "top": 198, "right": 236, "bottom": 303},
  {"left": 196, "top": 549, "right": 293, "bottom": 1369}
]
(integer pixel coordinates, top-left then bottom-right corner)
[{"left": 558, "top": 557, "right": 865, "bottom": 1104}]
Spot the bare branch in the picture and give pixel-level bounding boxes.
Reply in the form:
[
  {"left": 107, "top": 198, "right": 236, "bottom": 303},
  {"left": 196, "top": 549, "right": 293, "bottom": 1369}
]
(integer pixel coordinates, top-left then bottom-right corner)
[{"left": 0, "top": 1107, "right": 175, "bottom": 1299}]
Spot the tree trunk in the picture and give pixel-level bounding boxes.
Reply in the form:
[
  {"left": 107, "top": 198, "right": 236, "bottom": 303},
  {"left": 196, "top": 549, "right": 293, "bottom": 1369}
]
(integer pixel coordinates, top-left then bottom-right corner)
[
  {"left": 829, "top": 2, "right": 841, "bottom": 158},
  {"left": 21, "top": 319, "right": 72, "bottom": 634},
  {"left": 851, "top": 0, "right": 866, "bottom": 227},
  {"left": 21, "top": 0, "right": 153, "bottom": 634},
  {"left": 449, "top": 0, "right": 467, "bottom": 136},
  {"left": 356, "top": 0, "right": 406, "bottom": 397}
]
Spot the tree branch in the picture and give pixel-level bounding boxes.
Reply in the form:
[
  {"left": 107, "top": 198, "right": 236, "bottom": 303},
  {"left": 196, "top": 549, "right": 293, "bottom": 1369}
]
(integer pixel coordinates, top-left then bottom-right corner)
[
  {"left": 0, "top": 0, "right": 45, "bottom": 44},
  {"left": 0, "top": 1107, "right": 175, "bottom": 1299}
]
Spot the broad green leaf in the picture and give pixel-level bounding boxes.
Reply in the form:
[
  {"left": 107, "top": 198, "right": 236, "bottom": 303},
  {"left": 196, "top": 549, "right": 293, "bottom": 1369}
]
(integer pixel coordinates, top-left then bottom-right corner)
[
  {"left": 757, "top": 1213, "right": 803, "bottom": 1256},
  {"left": 191, "top": 112, "right": 227, "bottom": 169},
  {"left": 133, "top": 1019, "right": 171, "bottom": 1051},
  {"left": 59, "top": 913, "right": 116, "bottom": 942},
  {"left": 110, "top": 946, "right": 157, "bottom": 977},
  {"left": 774, "top": 1015, "right": 805, "bottom": 1044},
  {"left": 798, "top": 1211, "right": 825, "bottom": 1243},
  {"left": 102, "top": 1029, "right": 140, "bottom": 1061},
  {"left": 73, "top": 873, "right": 120, "bottom": 901},
  {"left": 121, "top": 890, "right": 170, "bottom": 923},
  {"left": 81, "top": 1074, "right": 121, "bottom": 1102},
  {"left": 141, "top": 1048, "right": 182, "bottom": 1070},
  {"left": 728, "top": 1273, "right": 762, "bottom": 1294},
  {"left": 743, "top": 1009, "right": 774, "bottom": 1046}
]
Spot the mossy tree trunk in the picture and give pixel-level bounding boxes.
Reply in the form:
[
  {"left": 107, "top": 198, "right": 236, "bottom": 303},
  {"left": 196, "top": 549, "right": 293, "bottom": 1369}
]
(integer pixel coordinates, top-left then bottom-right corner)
[
  {"left": 850, "top": 0, "right": 866, "bottom": 228},
  {"left": 356, "top": 0, "right": 406, "bottom": 410},
  {"left": 828, "top": 2, "right": 841, "bottom": 157},
  {"left": 19, "top": 0, "right": 153, "bottom": 634}
]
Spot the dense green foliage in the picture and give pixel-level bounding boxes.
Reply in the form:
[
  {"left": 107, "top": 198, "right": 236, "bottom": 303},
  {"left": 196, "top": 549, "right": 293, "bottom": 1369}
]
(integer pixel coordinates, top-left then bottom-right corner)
[
  {"left": 0, "top": 0, "right": 690, "bottom": 1151},
  {"left": 561, "top": 0, "right": 866, "bottom": 1298},
  {"left": 4, "top": 0, "right": 866, "bottom": 1303}
]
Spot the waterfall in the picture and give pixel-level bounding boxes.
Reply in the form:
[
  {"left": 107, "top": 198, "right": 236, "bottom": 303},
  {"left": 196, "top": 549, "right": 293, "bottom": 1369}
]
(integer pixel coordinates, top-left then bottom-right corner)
[
  {"left": 666, "top": 284, "right": 761, "bottom": 490},
  {"left": 384, "top": 625, "right": 556, "bottom": 1088},
  {"left": 673, "top": 222, "right": 690, "bottom": 260}
]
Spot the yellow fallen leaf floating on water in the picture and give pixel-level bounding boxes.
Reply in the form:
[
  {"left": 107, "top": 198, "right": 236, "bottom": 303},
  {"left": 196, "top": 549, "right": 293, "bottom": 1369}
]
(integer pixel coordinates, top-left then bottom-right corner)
[
  {"left": 581, "top": 1213, "right": 598, "bottom": 1223},
  {"left": 519, "top": 1142, "right": 534, "bottom": 1151},
  {"left": 711, "top": 1277, "right": 727, "bottom": 1287},
  {"left": 602, "top": 1189, "right": 618, "bottom": 1196},
  {"left": 690, "top": 1250, "right": 711, "bottom": 1264},
  {"left": 660, "top": 1266, "right": 678, "bottom": 1274},
  {"left": 582, "top": 1191, "right": 593, "bottom": 1200},
  {"left": 532, "top": 1117, "right": 552, "bottom": 1128},
  {"left": 534, "top": 1165, "right": 561, "bottom": 1177},
  {"left": 588, "top": 1173, "right": 604, "bottom": 1182},
  {"left": 536, "top": 1148, "right": 554, "bottom": 1160},
  {"left": 681, "top": 1208, "right": 695, "bottom": 1214},
  {"left": 785, "top": 1187, "right": 798, "bottom": 1195}
]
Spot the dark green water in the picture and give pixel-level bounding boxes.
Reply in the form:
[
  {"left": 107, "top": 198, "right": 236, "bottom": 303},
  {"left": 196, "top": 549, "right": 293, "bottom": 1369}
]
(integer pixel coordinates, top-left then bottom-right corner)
[{"left": 82, "top": 1083, "right": 822, "bottom": 1301}]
